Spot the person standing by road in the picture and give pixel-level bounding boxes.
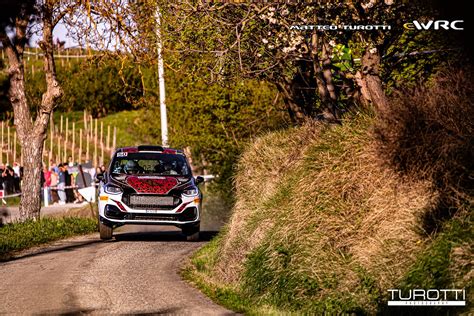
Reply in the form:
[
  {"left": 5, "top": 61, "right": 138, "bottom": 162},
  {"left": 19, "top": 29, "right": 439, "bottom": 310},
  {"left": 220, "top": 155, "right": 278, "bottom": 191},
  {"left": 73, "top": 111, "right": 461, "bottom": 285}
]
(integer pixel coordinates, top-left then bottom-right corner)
[
  {"left": 2, "top": 166, "right": 15, "bottom": 195},
  {"left": 63, "top": 164, "right": 74, "bottom": 203},
  {"left": 12, "top": 162, "right": 21, "bottom": 192},
  {"left": 57, "top": 164, "right": 67, "bottom": 205},
  {"left": 68, "top": 156, "right": 74, "bottom": 167},
  {"left": 42, "top": 165, "right": 51, "bottom": 203},
  {"left": 50, "top": 166, "right": 59, "bottom": 204},
  {"left": 50, "top": 160, "right": 59, "bottom": 174}
]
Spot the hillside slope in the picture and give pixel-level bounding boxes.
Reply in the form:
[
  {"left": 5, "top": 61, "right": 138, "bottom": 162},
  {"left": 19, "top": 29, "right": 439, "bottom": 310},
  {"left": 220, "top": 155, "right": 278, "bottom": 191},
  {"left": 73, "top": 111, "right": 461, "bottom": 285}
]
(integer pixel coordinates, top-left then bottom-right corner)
[{"left": 185, "top": 113, "right": 472, "bottom": 314}]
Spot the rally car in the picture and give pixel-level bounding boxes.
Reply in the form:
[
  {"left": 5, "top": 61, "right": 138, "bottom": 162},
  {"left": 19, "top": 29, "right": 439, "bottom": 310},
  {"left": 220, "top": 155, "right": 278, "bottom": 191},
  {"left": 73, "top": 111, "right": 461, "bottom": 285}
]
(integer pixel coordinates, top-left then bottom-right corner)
[{"left": 97, "top": 145, "right": 203, "bottom": 241}]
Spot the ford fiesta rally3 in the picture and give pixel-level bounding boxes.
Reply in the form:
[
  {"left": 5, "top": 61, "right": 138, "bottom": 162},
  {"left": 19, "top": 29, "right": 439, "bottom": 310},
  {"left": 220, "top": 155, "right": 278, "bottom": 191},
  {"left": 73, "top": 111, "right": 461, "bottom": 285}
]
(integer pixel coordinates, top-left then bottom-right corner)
[{"left": 97, "top": 145, "right": 203, "bottom": 241}]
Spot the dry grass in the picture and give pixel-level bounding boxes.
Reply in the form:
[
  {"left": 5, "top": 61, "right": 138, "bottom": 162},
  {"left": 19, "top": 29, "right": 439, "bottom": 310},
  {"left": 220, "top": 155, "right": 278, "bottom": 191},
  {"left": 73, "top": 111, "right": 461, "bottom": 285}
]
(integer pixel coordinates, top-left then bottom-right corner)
[
  {"left": 215, "top": 124, "right": 324, "bottom": 283},
  {"left": 206, "top": 113, "right": 439, "bottom": 313},
  {"left": 188, "top": 71, "right": 473, "bottom": 313},
  {"left": 342, "top": 142, "right": 434, "bottom": 288},
  {"left": 450, "top": 242, "right": 474, "bottom": 287}
]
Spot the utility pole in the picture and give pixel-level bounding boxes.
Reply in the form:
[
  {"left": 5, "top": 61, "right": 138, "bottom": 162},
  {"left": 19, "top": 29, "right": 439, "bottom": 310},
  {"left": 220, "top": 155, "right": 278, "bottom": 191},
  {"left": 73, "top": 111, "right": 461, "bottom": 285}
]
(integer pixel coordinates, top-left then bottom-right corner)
[{"left": 156, "top": 6, "right": 168, "bottom": 147}]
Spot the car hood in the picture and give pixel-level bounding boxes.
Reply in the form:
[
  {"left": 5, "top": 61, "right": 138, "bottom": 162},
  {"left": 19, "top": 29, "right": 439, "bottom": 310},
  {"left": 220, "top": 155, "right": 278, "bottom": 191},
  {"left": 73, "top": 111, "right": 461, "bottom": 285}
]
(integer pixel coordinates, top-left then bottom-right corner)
[{"left": 110, "top": 175, "right": 191, "bottom": 194}]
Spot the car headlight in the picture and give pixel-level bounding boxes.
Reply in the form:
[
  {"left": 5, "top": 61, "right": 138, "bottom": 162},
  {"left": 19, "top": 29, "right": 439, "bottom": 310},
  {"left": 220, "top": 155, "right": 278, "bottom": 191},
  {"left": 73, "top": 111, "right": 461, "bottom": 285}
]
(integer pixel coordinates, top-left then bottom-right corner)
[
  {"left": 182, "top": 186, "right": 199, "bottom": 197},
  {"left": 104, "top": 184, "right": 123, "bottom": 195}
]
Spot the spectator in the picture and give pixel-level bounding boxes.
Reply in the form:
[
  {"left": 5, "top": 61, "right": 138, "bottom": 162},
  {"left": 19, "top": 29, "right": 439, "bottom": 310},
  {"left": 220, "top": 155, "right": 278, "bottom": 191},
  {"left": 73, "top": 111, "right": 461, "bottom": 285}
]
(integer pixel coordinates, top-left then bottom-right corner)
[
  {"left": 40, "top": 167, "right": 45, "bottom": 188},
  {"left": 13, "top": 162, "right": 21, "bottom": 193},
  {"left": 2, "top": 166, "right": 15, "bottom": 195},
  {"left": 50, "top": 166, "right": 59, "bottom": 204},
  {"left": 50, "top": 161, "right": 59, "bottom": 174},
  {"left": 84, "top": 161, "right": 97, "bottom": 180},
  {"left": 57, "top": 163, "right": 66, "bottom": 205},
  {"left": 0, "top": 164, "right": 4, "bottom": 194},
  {"left": 64, "top": 163, "right": 74, "bottom": 203},
  {"left": 68, "top": 156, "right": 74, "bottom": 167},
  {"left": 19, "top": 165, "right": 23, "bottom": 181},
  {"left": 12, "top": 162, "right": 20, "bottom": 178},
  {"left": 43, "top": 165, "right": 52, "bottom": 203}
]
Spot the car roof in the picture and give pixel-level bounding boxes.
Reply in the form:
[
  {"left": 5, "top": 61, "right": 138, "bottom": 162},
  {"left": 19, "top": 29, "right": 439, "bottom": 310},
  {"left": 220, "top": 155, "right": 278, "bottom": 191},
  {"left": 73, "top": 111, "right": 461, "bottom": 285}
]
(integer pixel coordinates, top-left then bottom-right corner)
[{"left": 116, "top": 145, "right": 185, "bottom": 155}]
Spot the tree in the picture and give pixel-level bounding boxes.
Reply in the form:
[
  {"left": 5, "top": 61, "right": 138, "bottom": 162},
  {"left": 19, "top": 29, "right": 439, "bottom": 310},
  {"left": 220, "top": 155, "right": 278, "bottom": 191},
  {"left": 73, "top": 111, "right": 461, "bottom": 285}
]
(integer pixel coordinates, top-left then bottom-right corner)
[
  {"left": 0, "top": 0, "right": 139, "bottom": 220},
  {"left": 0, "top": 0, "right": 63, "bottom": 220},
  {"left": 53, "top": 57, "right": 141, "bottom": 116},
  {"left": 148, "top": 1, "right": 439, "bottom": 122}
]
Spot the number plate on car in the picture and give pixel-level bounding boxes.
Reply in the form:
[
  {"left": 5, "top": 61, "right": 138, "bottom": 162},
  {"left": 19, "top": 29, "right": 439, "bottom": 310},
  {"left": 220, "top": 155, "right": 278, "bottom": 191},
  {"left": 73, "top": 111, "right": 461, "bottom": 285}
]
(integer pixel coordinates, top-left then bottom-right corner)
[
  {"left": 130, "top": 195, "right": 175, "bottom": 206},
  {"left": 145, "top": 209, "right": 160, "bottom": 214}
]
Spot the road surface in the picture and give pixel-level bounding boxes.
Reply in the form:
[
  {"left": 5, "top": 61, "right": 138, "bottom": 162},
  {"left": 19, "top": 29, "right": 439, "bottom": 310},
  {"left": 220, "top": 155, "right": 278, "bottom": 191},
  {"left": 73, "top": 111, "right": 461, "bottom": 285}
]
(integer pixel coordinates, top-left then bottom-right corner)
[{"left": 0, "top": 225, "right": 233, "bottom": 315}]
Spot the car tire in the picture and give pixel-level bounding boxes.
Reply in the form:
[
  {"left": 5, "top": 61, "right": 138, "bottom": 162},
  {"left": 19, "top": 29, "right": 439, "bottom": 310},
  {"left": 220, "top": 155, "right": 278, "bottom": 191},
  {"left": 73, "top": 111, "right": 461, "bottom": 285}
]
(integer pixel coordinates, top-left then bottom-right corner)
[
  {"left": 182, "top": 224, "right": 200, "bottom": 242},
  {"left": 99, "top": 221, "right": 113, "bottom": 240}
]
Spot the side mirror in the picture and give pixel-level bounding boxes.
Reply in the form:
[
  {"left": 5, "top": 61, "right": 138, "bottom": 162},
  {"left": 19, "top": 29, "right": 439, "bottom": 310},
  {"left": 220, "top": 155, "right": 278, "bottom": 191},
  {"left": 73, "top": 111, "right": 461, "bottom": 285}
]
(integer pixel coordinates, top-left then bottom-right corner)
[
  {"left": 195, "top": 176, "right": 204, "bottom": 185},
  {"left": 96, "top": 173, "right": 104, "bottom": 182}
]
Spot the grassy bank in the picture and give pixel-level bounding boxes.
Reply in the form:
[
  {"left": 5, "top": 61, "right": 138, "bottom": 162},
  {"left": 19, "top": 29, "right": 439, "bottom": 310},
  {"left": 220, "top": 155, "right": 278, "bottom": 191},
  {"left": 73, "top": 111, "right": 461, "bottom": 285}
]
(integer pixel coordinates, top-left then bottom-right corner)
[
  {"left": 0, "top": 217, "right": 97, "bottom": 260},
  {"left": 183, "top": 112, "right": 473, "bottom": 314}
]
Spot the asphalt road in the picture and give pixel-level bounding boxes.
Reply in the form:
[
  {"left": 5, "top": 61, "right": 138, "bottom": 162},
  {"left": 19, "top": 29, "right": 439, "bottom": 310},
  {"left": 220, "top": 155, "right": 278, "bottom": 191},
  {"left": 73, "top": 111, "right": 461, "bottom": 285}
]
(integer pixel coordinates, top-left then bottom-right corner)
[{"left": 0, "top": 225, "right": 234, "bottom": 315}]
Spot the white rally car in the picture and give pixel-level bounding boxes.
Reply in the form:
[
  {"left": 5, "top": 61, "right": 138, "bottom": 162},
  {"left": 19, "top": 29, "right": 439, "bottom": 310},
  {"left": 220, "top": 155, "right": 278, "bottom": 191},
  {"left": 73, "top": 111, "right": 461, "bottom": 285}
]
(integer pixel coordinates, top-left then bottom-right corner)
[{"left": 97, "top": 145, "right": 203, "bottom": 241}]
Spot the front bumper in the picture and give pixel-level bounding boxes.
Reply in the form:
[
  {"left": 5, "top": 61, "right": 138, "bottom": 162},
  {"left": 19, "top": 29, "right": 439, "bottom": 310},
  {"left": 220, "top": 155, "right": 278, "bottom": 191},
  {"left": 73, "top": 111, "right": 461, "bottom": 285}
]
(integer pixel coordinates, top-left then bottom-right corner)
[{"left": 98, "top": 193, "right": 201, "bottom": 227}]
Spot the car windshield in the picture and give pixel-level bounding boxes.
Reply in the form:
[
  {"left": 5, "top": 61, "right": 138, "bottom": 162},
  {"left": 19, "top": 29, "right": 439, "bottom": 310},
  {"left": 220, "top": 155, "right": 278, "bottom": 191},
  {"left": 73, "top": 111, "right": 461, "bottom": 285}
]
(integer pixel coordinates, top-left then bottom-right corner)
[{"left": 110, "top": 152, "right": 191, "bottom": 176}]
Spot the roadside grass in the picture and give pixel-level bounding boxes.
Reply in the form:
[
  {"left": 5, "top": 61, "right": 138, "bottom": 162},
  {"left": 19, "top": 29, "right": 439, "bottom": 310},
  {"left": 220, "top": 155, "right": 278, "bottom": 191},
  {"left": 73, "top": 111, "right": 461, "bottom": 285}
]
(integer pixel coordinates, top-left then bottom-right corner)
[
  {"left": 184, "top": 111, "right": 472, "bottom": 314},
  {"left": 0, "top": 203, "right": 98, "bottom": 260},
  {"left": 1, "top": 196, "right": 21, "bottom": 206},
  {"left": 381, "top": 206, "right": 473, "bottom": 315},
  {"left": 0, "top": 216, "right": 97, "bottom": 260},
  {"left": 181, "top": 236, "right": 249, "bottom": 314},
  {"left": 182, "top": 236, "right": 285, "bottom": 316},
  {"left": 215, "top": 113, "right": 417, "bottom": 314}
]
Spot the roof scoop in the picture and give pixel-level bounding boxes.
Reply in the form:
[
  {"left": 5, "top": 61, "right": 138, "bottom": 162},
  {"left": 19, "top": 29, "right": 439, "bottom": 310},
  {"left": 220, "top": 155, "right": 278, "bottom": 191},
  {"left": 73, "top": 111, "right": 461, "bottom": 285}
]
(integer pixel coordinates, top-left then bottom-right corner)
[{"left": 137, "top": 145, "right": 164, "bottom": 152}]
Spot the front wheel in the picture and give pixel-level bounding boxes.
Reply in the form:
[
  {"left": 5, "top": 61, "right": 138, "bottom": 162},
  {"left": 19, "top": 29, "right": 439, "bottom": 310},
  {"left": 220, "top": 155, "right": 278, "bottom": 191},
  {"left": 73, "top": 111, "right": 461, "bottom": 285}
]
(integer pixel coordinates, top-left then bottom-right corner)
[
  {"left": 99, "top": 221, "right": 113, "bottom": 240},
  {"left": 182, "top": 224, "right": 200, "bottom": 242}
]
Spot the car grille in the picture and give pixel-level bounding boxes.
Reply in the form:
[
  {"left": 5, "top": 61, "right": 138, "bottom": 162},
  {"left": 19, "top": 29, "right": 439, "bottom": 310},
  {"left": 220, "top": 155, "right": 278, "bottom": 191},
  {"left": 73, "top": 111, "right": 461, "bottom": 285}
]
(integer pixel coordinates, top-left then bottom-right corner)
[
  {"left": 126, "top": 214, "right": 180, "bottom": 221},
  {"left": 124, "top": 208, "right": 197, "bottom": 222},
  {"left": 123, "top": 194, "right": 181, "bottom": 210}
]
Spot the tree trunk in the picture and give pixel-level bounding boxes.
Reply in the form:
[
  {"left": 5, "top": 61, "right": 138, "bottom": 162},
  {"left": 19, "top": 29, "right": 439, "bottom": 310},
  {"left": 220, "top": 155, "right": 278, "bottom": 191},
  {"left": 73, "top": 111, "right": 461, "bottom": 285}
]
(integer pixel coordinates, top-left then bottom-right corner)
[
  {"left": 19, "top": 136, "right": 45, "bottom": 219},
  {"left": 275, "top": 81, "right": 306, "bottom": 123},
  {"left": 10, "top": 58, "right": 51, "bottom": 220},
  {"left": 1, "top": 1, "right": 62, "bottom": 221},
  {"left": 356, "top": 47, "right": 389, "bottom": 116},
  {"left": 4, "top": 43, "right": 46, "bottom": 221},
  {"left": 311, "top": 31, "right": 339, "bottom": 122}
]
